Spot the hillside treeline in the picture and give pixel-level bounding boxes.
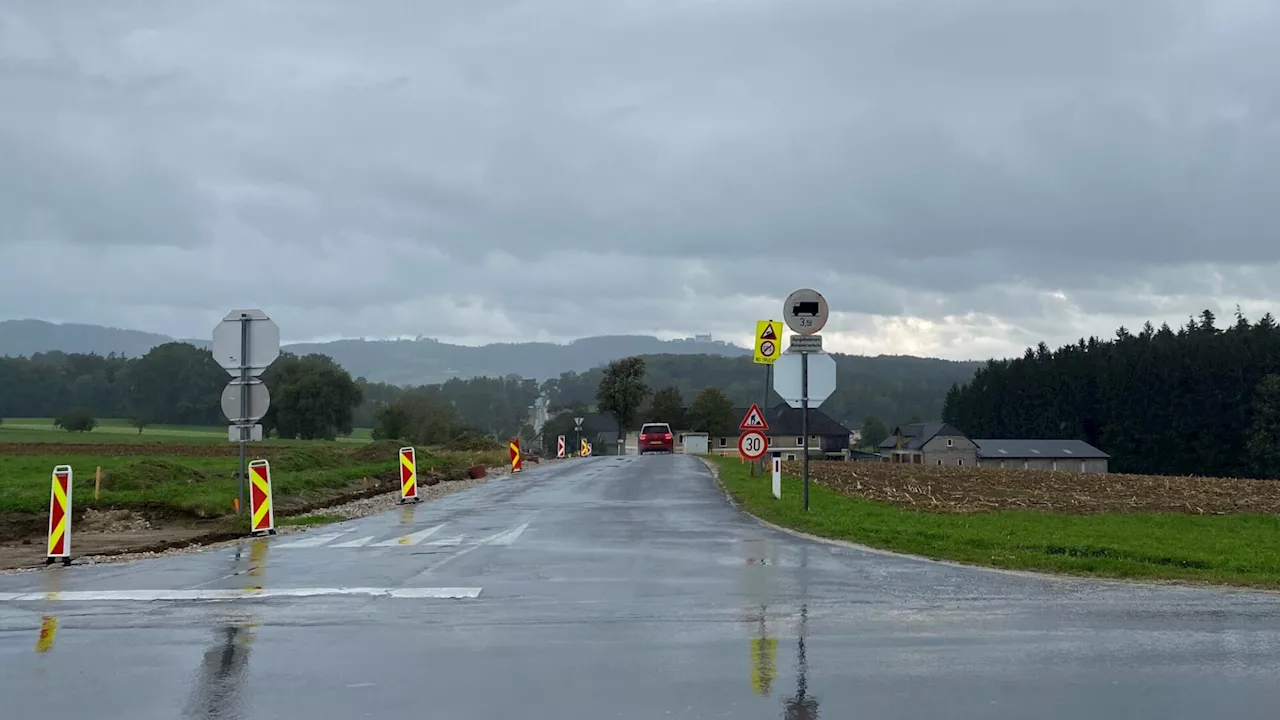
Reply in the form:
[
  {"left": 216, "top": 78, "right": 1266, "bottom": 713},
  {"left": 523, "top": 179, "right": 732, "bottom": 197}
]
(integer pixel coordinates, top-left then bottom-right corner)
[
  {"left": 544, "top": 353, "right": 977, "bottom": 430},
  {"left": 0, "top": 344, "right": 975, "bottom": 444},
  {"left": 943, "top": 310, "right": 1280, "bottom": 478},
  {"left": 0, "top": 343, "right": 363, "bottom": 440}
]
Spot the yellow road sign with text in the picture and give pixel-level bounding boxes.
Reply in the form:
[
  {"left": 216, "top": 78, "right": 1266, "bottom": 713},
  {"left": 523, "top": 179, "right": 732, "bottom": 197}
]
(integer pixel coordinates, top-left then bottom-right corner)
[{"left": 753, "top": 321, "right": 783, "bottom": 365}]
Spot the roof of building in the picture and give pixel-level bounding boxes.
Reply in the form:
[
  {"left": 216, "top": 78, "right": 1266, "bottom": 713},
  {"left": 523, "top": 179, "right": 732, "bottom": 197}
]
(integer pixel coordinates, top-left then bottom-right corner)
[
  {"left": 879, "top": 422, "right": 967, "bottom": 451},
  {"left": 729, "top": 404, "right": 853, "bottom": 437},
  {"left": 973, "top": 439, "right": 1109, "bottom": 459}
]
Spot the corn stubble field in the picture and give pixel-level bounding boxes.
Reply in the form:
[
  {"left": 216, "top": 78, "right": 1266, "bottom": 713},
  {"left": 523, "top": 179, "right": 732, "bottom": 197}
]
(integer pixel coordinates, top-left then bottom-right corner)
[{"left": 796, "top": 461, "right": 1280, "bottom": 515}]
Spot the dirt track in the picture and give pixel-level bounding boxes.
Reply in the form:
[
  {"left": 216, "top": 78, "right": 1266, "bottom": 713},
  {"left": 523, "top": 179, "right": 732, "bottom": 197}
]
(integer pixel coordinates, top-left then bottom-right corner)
[{"left": 801, "top": 461, "right": 1280, "bottom": 515}]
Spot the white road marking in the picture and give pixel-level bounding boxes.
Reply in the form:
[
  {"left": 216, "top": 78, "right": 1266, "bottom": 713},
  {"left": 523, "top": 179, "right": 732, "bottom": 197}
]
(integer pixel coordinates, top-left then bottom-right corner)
[
  {"left": 0, "top": 587, "right": 482, "bottom": 602},
  {"left": 426, "top": 536, "right": 464, "bottom": 547},
  {"left": 372, "top": 524, "right": 445, "bottom": 547},
  {"left": 330, "top": 535, "right": 376, "bottom": 548},
  {"left": 274, "top": 531, "right": 353, "bottom": 549},
  {"left": 485, "top": 522, "right": 529, "bottom": 546},
  {"left": 411, "top": 522, "right": 534, "bottom": 579}
]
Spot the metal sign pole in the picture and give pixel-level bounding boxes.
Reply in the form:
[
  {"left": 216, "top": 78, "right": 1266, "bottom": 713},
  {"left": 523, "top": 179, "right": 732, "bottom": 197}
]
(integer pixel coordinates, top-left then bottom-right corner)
[
  {"left": 237, "top": 314, "right": 249, "bottom": 516},
  {"left": 801, "top": 351, "right": 809, "bottom": 512}
]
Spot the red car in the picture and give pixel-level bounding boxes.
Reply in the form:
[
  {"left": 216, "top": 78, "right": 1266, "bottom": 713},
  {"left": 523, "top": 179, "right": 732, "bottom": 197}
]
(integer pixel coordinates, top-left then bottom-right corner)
[{"left": 638, "top": 423, "right": 674, "bottom": 454}]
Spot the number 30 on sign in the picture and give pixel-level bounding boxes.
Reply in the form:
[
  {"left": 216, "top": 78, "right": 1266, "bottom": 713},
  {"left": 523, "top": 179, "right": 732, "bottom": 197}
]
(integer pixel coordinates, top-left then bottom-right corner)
[{"left": 738, "top": 430, "right": 768, "bottom": 461}]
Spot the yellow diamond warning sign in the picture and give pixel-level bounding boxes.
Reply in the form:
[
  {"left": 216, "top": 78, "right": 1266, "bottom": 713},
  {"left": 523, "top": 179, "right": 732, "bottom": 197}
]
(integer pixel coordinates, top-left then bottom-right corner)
[{"left": 753, "top": 320, "right": 783, "bottom": 365}]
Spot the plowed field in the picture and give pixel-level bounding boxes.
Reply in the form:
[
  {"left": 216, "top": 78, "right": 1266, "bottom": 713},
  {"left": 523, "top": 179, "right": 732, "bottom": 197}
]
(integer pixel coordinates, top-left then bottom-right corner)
[{"left": 797, "top": 461, "right": 1280, "bottom": 515}]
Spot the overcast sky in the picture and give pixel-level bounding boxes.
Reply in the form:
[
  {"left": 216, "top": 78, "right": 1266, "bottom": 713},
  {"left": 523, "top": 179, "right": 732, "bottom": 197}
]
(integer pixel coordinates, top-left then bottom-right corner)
[{"left": 2, "top": 1, "right": 1278, "bottom": 360}]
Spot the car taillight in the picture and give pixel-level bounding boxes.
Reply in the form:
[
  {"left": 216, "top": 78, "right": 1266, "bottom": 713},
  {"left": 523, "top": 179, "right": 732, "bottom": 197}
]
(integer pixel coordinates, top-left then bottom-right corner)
[
  {"left": 664, "top": 433, "right": 672, "bottom": 440},
  {"left": 639, "top": 434, "right": 648, "bottom": 441}
]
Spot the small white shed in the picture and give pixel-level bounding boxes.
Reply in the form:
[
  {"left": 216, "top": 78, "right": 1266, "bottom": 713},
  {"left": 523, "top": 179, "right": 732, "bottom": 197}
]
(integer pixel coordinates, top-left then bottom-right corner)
[{"left": 681, "top": 432, "right": 709, "bottom": 455}]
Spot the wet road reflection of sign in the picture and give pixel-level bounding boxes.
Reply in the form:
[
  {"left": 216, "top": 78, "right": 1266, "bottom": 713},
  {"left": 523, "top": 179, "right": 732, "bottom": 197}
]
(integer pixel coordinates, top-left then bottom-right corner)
[
  {"left": 35, "top": 616, "right": 57, "bottom": 653},
  {"left": 783, "top": 604, "right": 819, "bottom": 720},
  {"left": 751, "top": 633, "right": 777, "bottom": 695},
  {"left": 185, "top": 622, "right": 256, "bottom": 719}
]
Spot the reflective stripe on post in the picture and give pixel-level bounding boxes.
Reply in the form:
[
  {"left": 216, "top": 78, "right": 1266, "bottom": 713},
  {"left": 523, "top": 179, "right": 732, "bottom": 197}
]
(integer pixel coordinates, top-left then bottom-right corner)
[
  {"left": 399, "top": 446, "right": 418, "bottom": 501},
  {"left": 248, "top": 460, "right": 274, "bottom": 535},
  {"left": 47, "top": 465, "right": 72, "bottom": 560}
]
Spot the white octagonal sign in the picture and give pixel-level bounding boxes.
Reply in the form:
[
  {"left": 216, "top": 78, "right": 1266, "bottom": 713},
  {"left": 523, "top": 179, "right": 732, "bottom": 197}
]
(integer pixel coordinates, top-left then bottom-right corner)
[
  {"left": 212, "top": 309, "right": 281, "bottom": 376},
  {"left": 772, "top": 352, "right": 837, "bottom": 409}
]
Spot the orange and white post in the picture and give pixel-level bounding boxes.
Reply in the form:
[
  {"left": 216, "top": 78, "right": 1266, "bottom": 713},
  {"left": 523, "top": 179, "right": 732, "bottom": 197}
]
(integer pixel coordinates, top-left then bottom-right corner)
[
  {"left": 46, "top": 465, "right": 73, "bottom": 566},
  {"left": 399, "top": 446, "right": 420, "bottom": 503},
  {"left": 248, "top": 459, "right": 275, "bottom": 536},
  {"left": 510, "top": 438, "right": 522, "bottom": 473}
]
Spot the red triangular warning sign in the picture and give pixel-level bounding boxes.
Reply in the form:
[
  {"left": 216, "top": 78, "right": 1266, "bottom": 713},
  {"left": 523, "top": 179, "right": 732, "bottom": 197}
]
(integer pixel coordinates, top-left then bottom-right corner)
[
  {"left": 759, "top": 324, "right": 777, "bottom": 340},
  {"left": 739, "top": 403, "right": 769, "bottom": 430}
]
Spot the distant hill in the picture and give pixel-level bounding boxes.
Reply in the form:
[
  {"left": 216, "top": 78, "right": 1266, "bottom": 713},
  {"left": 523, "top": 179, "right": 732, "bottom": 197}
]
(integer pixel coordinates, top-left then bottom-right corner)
[
  {"left": 0, "top": 319, "right": 747, "bottom": 385},
  {"left": 0, "top": 319, "right": 186, "bottom": 359}
]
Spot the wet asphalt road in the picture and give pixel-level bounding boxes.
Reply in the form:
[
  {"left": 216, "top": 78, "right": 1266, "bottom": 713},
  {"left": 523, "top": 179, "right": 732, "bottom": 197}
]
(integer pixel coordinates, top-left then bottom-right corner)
[{"left": 2, "top": 454, "right": 1280, "bottom": 719}]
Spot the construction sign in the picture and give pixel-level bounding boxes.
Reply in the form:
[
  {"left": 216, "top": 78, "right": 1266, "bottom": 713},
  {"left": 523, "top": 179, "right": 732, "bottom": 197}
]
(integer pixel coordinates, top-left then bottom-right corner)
[
  {"left": 399, "top": 446, "right": 419, "bottom": 503},
  {"left": 739, "top": 403, "right": 769, "bottom": 430},
  {"left": 753, "top": 320, "right": 783, "bottom": 365},
  {"left": 46, "top": 465, "right": 72, "bottom": 564},
  {"left": 248, "top": 459, "right": 275, "bottom": 535},
  {"left": 510, "top": 438, "right": 522, "bottom": 473},
  {"left": 557, "top": 435, "right": 566, "bottom": 458}
]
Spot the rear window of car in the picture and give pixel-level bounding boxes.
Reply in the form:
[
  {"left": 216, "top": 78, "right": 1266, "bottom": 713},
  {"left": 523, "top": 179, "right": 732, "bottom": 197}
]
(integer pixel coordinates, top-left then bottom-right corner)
[{"left": 641, "top": 424, "right": 670, "bottom": 434}]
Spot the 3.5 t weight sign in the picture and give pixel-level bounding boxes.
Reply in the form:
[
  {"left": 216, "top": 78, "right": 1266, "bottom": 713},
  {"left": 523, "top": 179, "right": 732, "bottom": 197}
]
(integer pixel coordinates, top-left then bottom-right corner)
[{"left": 738, "top": 430, "right": 768, "bottom": 461}]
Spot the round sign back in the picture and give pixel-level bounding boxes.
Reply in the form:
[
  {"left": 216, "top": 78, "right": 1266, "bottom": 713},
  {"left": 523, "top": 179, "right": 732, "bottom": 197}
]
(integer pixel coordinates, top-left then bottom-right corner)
[{"left": 783, "top": 289, "right": 828, "bottom": 335}]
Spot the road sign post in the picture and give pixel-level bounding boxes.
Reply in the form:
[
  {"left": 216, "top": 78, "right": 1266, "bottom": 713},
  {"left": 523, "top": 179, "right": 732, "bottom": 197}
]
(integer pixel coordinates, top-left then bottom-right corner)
[
  {"left": 753, "top": 321, "right": 781, "bottom": 477},
  {"left": 777, "top": 289, "right": 834, "bottom": 512},
  {"left": 510, "top": 438, "right": 522, "bottom": 473},
  {"left": 557, "top": 435, "right": 566, "bottom": 459},
  {"left": 214, "top": 310, "right": 280, "bottom": 517}
]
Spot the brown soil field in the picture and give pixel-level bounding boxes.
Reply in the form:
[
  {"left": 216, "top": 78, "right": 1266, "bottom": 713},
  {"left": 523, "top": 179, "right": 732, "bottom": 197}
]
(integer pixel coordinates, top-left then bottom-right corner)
[
  {"left": 0, "top": 443, "right": 294, "bottom": 457},
  {"left": 796, "top": 461, "right": 1280, "bottom": 515}
]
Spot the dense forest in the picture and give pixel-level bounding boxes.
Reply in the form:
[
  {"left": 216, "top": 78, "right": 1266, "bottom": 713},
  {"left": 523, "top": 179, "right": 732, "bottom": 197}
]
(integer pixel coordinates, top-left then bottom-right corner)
[{"left": 943, "top": 310, "right": 1280, "bottom": 478}]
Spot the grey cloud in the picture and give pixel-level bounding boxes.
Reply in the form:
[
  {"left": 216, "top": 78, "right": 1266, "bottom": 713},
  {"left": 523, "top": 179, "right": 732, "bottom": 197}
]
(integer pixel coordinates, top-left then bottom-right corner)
[{"left": 3, "top": 0, "right": 1280, "bottom": 361}]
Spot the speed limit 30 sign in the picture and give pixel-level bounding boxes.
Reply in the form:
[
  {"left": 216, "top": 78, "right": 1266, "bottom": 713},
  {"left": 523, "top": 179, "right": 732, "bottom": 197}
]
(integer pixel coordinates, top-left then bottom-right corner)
[{"left": 738, "top": 430, "right": 768, "bottom": 461}]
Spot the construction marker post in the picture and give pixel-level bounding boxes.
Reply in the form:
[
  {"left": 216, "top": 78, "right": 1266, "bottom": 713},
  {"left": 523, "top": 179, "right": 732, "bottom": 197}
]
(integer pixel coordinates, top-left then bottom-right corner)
[
  {"left": 399, "top": 446, "right": 420, "bottom": 503},
  {"left": 557, "top": 435, "right": 566, "bottom": 459},
  {"left": 580, "top": 438, "right": 589, "bottom": 457},
  {"left": 510, "top": 438, "right": 522, "bottom": 473},
  {"left": 46, "top": 465, "right": 73, "bottom": 566},
  {"left": 248, "top": 459, "right": 276, "bottom": 536}
]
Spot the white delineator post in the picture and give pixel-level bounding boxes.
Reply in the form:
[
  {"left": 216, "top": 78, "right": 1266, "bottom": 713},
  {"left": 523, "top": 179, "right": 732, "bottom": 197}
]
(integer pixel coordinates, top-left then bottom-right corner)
[{"left": 772, "top": 456, "right": 781, "bottom": 499}]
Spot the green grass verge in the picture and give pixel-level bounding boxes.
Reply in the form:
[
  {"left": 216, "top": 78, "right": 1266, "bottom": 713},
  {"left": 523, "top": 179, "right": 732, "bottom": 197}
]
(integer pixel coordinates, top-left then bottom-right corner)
[
  {"left": 711, "top": 457, "right": 1280, "bottom": 589},
  {"left": 0, "top": 418, "right": 372, "bottom": 445},
  {"left": 0, "top": 443, "right": 505, "bottom": 519}
]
